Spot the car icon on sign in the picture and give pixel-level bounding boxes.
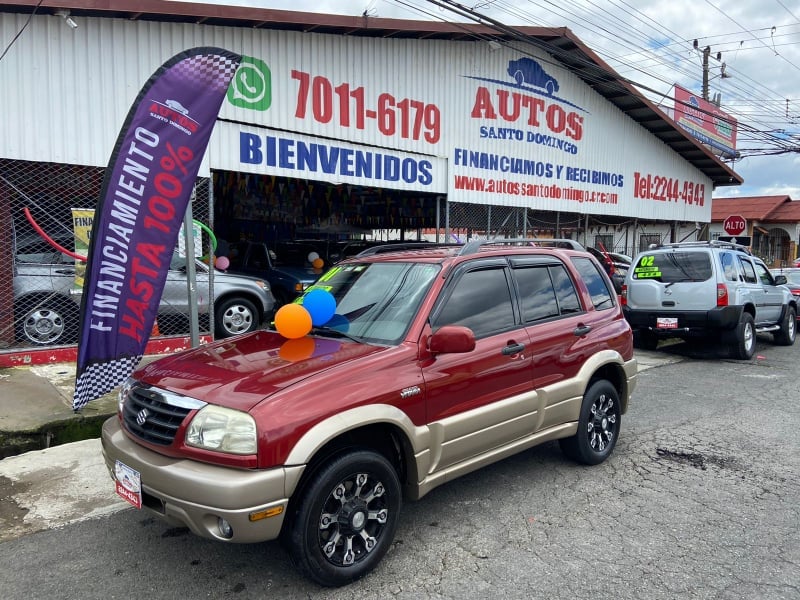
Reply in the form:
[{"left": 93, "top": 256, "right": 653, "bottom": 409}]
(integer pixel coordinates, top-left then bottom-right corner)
[
  {"left": 507, "top": 57, "right": 559, "bottom": 95},
  {"left": 165, "top": 99, "right": 189, "bottom": 115}
]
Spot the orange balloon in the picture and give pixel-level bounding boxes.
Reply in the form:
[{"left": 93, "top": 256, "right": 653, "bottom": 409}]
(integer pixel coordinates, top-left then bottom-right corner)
[
  {"left": 274, "top": 304, "right": 312, "bottom": 339},
  {"left": 278, "top": 336, "right": 315, "bottom": 361},
  {"left": 312, "top": 258, "right": 324, "bottom": 269}
]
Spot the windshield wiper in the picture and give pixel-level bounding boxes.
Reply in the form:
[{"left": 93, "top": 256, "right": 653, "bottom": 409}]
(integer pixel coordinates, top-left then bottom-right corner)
[{"left": 311, "top": 326, "right": 364, "bottom": 343}]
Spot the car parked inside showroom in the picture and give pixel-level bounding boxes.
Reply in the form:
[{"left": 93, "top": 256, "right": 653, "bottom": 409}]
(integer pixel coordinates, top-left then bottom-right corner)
[
  {"left": 225, "top": 239, "right": 320, "bottom": 307},
  {"left": 12, "top": 234, "right": 275, "bottom": 346}
]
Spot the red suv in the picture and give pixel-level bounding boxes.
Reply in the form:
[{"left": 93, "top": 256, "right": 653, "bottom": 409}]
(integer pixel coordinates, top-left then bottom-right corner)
[{"left": 102, "top": 240, "right": 637, "bottom": 586}]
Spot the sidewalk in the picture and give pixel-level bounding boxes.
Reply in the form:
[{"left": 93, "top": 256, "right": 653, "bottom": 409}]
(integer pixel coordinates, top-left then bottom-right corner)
[{"left": 0, "top": 362, "right": 118, "bottom": 459}]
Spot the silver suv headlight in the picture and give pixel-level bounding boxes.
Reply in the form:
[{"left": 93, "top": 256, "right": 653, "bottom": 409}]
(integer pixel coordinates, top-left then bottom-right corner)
[{"left": 185, "top": 405, "right": 257, "bottom": 454}]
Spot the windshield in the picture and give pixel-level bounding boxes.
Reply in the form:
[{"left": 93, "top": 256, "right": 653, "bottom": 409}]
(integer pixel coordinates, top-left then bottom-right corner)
[{"left": 307, "top": 261, "right": 440, "bottom": 344}]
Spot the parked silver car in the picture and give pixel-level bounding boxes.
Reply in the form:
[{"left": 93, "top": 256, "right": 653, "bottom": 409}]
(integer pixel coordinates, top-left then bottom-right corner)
[
  {"left": 622, "top": 240, "right": 796, "bottom": 359},
  {"left": 12, "top": 235, "right": 275, "bottom": 346}
]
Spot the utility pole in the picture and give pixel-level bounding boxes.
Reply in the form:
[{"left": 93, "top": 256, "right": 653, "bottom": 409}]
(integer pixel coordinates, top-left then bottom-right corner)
[{"left": 694, "top": 40, "right": 724, "bottom": 102}]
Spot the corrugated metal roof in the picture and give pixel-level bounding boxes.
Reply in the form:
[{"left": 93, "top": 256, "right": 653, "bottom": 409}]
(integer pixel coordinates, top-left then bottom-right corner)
[{"left": 2, "top": 0, "right": 743, "bottom": 187}]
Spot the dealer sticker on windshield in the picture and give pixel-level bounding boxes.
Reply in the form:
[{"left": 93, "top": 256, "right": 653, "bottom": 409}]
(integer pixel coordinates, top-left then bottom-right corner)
[
  {"left": 656, "top": 317, "right": 678, "bottom": 329},
  {"left": 114, "top": 460, "right": 142, "bottom": 509}
]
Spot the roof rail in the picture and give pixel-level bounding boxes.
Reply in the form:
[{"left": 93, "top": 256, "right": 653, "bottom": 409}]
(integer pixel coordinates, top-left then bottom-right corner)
[
  {"left": 655, "top": 240, "right": 752, "bottom": 255},
  {"left": 459, "top": 238, "right": 585, "bottom": 256},
  {"left": 355, "top": 242, "right": 460, "bottom": 257}
]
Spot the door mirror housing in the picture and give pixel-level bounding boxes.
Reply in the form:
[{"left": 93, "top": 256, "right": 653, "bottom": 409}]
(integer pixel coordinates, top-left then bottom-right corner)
[{"left": 428, "top": 325, "right": 476, "bottom": 354}]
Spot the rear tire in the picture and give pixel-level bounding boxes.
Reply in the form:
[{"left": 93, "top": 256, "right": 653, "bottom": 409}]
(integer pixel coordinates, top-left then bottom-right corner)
[
  {"left": 559, "top": 380, "right": 621, "bottom": 465},
  {"left": 17, "top": 299, "right": 78, "bottom": 346},
  {"left": 729, "top": 312, "right": 756, "bottom": 360},
  {"left": 773, "top": 307, "right": 796, "bottom": 346}
]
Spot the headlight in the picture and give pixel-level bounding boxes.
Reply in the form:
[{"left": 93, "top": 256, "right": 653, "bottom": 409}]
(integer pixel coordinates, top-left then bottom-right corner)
[
  {"left": 185, "top": 405, "right": 257, "bottom": 454},
  {"left": 118, "top": 377, "right": 135, "bottom": 414}
]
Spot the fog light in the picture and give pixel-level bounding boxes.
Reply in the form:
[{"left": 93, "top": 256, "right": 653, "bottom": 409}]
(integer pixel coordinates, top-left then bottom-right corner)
[{"left": 218, "top": 518, "right": 233, "bottom": 539}]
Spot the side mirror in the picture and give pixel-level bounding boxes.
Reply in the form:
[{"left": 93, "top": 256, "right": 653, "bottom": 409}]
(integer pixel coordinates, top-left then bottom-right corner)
[
  {"left": 429, "top": 325, "right": 476, "bottom": 354},
  {"left": 774, "top": 274, "right": 787, "bottom": 285}
]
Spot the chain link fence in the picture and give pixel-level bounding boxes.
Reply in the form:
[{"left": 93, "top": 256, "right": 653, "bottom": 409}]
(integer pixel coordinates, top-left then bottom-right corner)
[
  {"left": 0, "top": 159, "right": 214, "bottom": 351},
  {"left": 438, "top": 199, "right": 682, "bottom": 257},
  {"left": 1, "top": 160, "right": 712, "bottom": 353}
]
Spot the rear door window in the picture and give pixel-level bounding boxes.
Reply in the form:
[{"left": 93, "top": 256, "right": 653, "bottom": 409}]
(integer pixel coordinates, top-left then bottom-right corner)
[
  {"left": 738, "top": 257, "right": 757, "bottom": 284},
  {"left": 631, "top": 251, "right": 712, "bottom": 283}
]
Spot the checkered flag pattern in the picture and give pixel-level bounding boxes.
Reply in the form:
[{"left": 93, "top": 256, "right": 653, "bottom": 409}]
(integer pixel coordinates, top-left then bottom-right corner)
[
  {"left": 72, "top": 355, "right": 142, "bottom": 411},
  {"left": 173, "top": 50, "right": 241, "bottom": 92}
]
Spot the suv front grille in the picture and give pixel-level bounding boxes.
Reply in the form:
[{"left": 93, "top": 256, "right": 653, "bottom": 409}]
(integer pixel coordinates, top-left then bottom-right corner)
[{"left": 122, "top": 384, "right": 206, "bottom": 446}]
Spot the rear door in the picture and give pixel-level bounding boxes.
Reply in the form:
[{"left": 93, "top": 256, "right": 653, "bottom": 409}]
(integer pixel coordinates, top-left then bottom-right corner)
[{"left": 423, "top": 259, "right": 534, "bottom": 472}]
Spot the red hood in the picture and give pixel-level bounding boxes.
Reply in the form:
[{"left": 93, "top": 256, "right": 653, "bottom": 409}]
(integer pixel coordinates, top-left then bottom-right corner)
[{"left": 135, "top": 330, "right": 386, "bottom": 412}]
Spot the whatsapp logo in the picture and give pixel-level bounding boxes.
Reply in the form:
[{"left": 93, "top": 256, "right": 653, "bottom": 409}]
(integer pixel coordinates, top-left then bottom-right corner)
[{"left": 227, "top": 56, "right": 271, "bottom": 111}]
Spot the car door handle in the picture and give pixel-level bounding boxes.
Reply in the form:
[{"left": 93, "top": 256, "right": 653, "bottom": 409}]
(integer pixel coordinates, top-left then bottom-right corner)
[
  {"left": 502, "top": 342, "right": 525, "bottom": 355},
  {"left": 55, "top": 269, "right": 76, "bottom": 275},
  {"left": 574, "top": 325, "right": 592, "bottom": 337}
]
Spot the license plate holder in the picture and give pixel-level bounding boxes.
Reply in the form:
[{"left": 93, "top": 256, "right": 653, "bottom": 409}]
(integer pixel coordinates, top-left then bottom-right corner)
[
  {"left": 656, "top": 317, "right": 678, "bottom": 329},
  {"left": 114, "top": 460, "right": 142, "bottom": 509}
]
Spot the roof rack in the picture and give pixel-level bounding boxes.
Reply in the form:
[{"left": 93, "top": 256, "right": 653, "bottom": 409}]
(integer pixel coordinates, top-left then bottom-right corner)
[
  {"left": 459, "top": 238, "right": 585, "bottom": 256},
  {"left": 655, "top": 240, "right": 752, "bottom": 255},
  {"left": 355, "top": 242, "right": 460, "bottom": 257}
]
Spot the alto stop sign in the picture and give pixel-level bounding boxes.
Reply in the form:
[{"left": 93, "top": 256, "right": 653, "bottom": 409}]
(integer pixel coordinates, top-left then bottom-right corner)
[{"left": 723, "top": 215, "right": 746, "bottom": 236}]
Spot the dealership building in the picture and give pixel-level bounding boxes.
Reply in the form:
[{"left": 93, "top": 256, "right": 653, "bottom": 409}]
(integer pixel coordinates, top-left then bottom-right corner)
[{"left": 0, "top": 1, "right": 745, "bottom": 355}]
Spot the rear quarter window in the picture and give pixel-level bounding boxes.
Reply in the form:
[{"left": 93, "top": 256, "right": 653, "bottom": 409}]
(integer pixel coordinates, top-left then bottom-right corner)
[
  {"left": 631, "top": 251, "right": 712, "bottom": 283},
  {"left": 571, "top": 256, "right": 615, "bottom": 309}
]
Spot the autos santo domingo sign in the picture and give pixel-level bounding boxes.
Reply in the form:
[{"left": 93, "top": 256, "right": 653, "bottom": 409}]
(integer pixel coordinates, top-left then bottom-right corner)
[{"left": 723, "top": 214, "right": 747, "bottom": 236}]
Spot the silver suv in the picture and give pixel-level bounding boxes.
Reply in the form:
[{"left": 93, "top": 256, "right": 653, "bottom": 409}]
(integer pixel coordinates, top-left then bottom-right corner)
[
  {"left": 12, "top": 235, "right": 276, "bottom": 346},
  {"left": 621, "top": 241, "right": 797, "bottom": 359}
]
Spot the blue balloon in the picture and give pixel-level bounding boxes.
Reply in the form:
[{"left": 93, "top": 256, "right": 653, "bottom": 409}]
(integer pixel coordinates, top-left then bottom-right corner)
[
  {"left": 325, "top": 313, "right": 350, "bottom": 332},
  {"left": 302, "top": 289, "right": 337, "bottom": 326}
]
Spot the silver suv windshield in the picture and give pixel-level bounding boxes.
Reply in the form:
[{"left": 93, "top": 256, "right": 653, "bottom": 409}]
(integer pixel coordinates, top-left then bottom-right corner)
[
  {"left": 631, "top": 251, "right": 713, "bottom": 283},
  {"left": 310, "top": 262, "right": 440, "bottom": 344}
]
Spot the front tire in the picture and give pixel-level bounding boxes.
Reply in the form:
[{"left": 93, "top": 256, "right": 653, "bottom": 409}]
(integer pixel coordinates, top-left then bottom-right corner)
[
  {"left": 559, "top": 380, "right": 621, "bottom": 465},
  {"left": 286, "top": 450, "right": 401, "bottom": 587},
  {"left": 214, "top": 296, "right": 259, "bottom": 338}
]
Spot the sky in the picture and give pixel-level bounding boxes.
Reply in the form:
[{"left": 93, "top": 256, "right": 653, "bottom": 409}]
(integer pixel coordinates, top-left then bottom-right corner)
[{"left": 171, "top": 0, "right": 800, "bottom": 199}]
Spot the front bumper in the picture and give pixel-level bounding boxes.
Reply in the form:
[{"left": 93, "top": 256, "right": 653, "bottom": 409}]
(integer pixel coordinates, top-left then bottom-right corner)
[{"left": 101, "top": 417, "right": 296, "bottom": 543}]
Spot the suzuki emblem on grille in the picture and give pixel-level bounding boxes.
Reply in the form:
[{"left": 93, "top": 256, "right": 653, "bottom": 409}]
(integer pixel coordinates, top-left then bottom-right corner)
[{"left": 136, "top": 408, "right": 150, "bottom": 426}]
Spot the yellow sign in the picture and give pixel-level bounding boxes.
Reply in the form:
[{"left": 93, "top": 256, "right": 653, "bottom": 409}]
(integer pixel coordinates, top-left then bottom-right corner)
[{"left": 71, "top": 208, "right": 94, "bottom": 289}]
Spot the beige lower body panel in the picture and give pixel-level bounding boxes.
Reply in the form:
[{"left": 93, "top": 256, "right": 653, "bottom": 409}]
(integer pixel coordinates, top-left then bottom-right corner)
[{"left": 101, "top": 418, "right": 293, "bottom": 543}]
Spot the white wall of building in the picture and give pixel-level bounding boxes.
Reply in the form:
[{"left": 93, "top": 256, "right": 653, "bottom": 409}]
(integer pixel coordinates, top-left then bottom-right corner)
[{"left": 1, "top": 12, "right": 712, "bottom": 222}]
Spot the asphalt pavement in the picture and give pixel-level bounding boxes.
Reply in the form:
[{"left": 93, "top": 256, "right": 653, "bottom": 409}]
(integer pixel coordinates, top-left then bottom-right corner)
[{"left": 0, "top": 349, "right": 681, "bottom": 543}]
